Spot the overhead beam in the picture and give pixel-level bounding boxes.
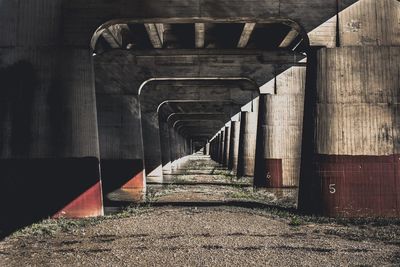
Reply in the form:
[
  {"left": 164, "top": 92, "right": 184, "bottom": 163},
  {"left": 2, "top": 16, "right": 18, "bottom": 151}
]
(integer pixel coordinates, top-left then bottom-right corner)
[
  {"left": 195, "top": 23, "right": 205, "bottom": 48},
  {"left": 237, "top": 23, "right": 256, "bottom": 48},
  {"left": 279, "top": 28, "right": 299, "bottom": 48},
  {"left": 144, "top": 23, "right": 164, "bottom": 48},
  {"left": 102, "top": 25, "right": 124, "bottom": 48}
]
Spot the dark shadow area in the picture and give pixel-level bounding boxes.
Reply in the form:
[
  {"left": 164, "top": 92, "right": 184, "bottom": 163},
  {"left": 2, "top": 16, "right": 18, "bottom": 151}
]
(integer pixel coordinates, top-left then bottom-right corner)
[
  {"left": 0, "top": 61, "right": 36, "bottom": 157},
  {"left": 254, "top": 94, "right": 267, "bottom": 187},
  {"left": 0, "top": 157, "right": 100, "bottom": 240},
  {"left": 298, "top": 48, "right": 320, "bottom": 214},
  {"left": 101, "top": 159, "right": 144, "bottom": 204}
]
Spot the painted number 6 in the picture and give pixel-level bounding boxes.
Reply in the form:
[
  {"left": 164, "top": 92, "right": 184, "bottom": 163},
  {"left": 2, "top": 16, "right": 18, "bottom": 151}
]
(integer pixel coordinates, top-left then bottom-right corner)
[{"left": 329, "top": 184, "right": 336, "bottom": 194}]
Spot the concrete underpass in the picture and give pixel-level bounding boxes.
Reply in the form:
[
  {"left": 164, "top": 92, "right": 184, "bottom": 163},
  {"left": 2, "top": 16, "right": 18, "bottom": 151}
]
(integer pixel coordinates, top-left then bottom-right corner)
[{"left": 1, "top": 0, "right": 400, "bottom": 265}]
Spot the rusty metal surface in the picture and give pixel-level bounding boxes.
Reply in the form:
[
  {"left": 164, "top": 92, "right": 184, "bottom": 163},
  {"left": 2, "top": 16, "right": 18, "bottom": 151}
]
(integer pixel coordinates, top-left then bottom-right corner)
[{"left": 315, "top": 154, "right": 400, "bottom": 217}]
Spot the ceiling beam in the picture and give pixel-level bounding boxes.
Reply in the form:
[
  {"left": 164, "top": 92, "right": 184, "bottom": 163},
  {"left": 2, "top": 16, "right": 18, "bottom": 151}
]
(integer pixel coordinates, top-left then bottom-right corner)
[
  {"left": 237, "top": 23, "right": 256, "bottom": 48},
  {"left": 102, "top": 25, "right": 124, "bottom": 48},
  {"left": 279, "top": 28, "right": 299, "bottom": 48},
  {"left": 195, "top": 23, "right": 205, "bottom": 48},
  {"left": 144, "top": 23, "right": 164, "bottom": 48}
]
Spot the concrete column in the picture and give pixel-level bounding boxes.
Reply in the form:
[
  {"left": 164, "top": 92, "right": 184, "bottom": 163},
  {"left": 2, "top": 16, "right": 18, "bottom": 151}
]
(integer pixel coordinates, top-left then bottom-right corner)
[
  {"left": 97, "top": 95, "right": 145, "bottom": 201},
  {"left": 205, "top": 142, "right": 210, "bottom": 156},
  {"left": 223, "top": 125, "right": 231, "bottom": 167},
  {"left": 254, "top": 67, "right": 306, "bottom": 188},
  {"left": 300, "top": 47, "right": 400, "bottom": 217},
  {"left": 228, "top": 121, "right": 241, "bottom": 174},
  {"left": 218, "top": 130, "right": 225, "bottom": 164},
  {"left": 159, "top": 120, "right": 172, "bottom": 174},
  {"left": 0, "top": 1, "right": 103, "bottom": 232},
  {"left": 299, "top": 0, "right": 400, "bottom": 217},
  {"left": 169, "top": 126, "right": 177, "bottom": 170},
  {"left": 237, "top": 99, "right": 259, "bottom": 177},
  {"left": 141, "top": 111, "right": 163, "bottom": 183},
  {"left": 215, "top": 133, "right": 221, "bottom": 163},
  {"left": 210, "top": 139, "right": 217, "bottom": 161}
]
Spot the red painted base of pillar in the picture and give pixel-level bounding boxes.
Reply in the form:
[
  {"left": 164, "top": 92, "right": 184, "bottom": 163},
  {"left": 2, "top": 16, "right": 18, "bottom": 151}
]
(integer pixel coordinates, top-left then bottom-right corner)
[
  {"left": 265, "top": 159, "right": 283, "bottom": 188},
  {"left": 53, "top": 181, "right": 104, "bottom": 218},
  {"left": 315, "top": 154, "right": 400, "bottom": 217},
  {"left": 0, "top": 157, "right": 103, "bottom": 235},
  {"left": 121, "top": 171, "right": 144, "bottom": 189},
  {"left": 100, "top": 159, "right": 145, "bottom": 204}
]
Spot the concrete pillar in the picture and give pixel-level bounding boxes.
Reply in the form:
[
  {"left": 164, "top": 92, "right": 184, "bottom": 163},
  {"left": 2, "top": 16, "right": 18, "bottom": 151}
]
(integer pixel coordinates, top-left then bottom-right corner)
[
  {"left": 219, "top": 130, "right": 225, "bottom": 164},
  {"left": 169, "top": 126, "right": 178, "bottom": 170},
  {"left": 97, "top": 95, "right": 145, "bottom": 201},
  {"left": 300, "top": 47, "right": 400, "bottom": 217},
  {"left": 159, "top": 120, "right": 172, "bottom": 174},
  {"left": 254, "top": 67, "right": 306, "bottom": 188},
  {"left": 0, "top": 1, "right": 102, "bottom": 232},
  {"left": 142, "top": 111, "right": 163, "bottom": 183},
  {"left": 215, "top": 133, "right": 221, "bottom": 163},
  {"left": 211, "top": 138, "right": 217, "bottom": 161},
  {"left": 205, "top": 142, "right": 210, "bottom": 156},
  {"left": 299, "top": 0, "right": 400, "bottom": 217},
  {"left": 223, "top": 125, "right": 231, "bottom": 167},
  {"left": 228, "top": 121, "right": 241, "bottom": 174},
  {"left": 237, "top": 100, "right": 259, "bottom": 177}
]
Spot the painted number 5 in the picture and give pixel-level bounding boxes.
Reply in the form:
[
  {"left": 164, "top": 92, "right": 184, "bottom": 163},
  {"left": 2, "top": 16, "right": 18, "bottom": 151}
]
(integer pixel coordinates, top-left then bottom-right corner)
[{"left": 329, "top": 184, "right": 336, "bottom": 194}]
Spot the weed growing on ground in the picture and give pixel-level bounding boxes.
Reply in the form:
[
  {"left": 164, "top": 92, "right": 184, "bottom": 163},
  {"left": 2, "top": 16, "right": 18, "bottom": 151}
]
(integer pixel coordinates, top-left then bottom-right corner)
[
  {"left": 289, "top": 216, "right": 303, "bottom": 226},
  {"left": 13, "top": 217, "right": 100, "bottom": 237},
  {"left": 12, "top": 205, "right": 154, "bottom": 238}
]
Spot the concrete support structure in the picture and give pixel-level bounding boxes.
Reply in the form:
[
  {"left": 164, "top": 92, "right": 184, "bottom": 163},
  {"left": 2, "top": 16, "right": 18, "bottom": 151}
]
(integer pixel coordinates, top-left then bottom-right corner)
[
  {"left": 300, "top": 47, "right": 400, "bottom": 217},
  {"left": 228, "top": 121, "right": 241, "bottom": 174},
  {"left": 97, "top": 95, "right": 145, "bottom": 201},
  {"left": 141, "top": 111, "right": 164, "bottom": 183},
  {"left": 204, "top": 141, "right": 210, "bottom": 156},
  {"left": 0, "top": 1, "right": 103, "bottom": 234},
  {"left": 255, "top": 67, "right": 306, "bottom": 188},
  {"left": 219, "top": 129, "right": 225, "bottom": 164},
  {"left": 223, "top": 125, "right": 231, "bottom": 167},
  {"left": 159, "top": 120, "right": 172, "bottom": 174},
  {"left": 299, "top": 0, "right": 400, "bottom": 217},
  {"left": 237, "top": 100, "right": 259, "bottom": 177}
]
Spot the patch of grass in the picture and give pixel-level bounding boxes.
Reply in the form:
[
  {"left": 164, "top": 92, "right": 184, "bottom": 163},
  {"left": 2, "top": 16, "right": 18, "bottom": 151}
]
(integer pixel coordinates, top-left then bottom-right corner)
[
  {"left": 289, "top": 216, "right": 303, "bottom": 227},
  {"left": 13, "top": 205, "right": 154, "bottom": 238},
  {"left": 14, "top": 217, "right": 101, "bottom": 237}
]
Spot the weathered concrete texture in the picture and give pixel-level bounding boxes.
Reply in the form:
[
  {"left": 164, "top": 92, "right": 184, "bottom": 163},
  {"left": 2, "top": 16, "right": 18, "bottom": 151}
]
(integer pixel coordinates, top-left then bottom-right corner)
[
  {"left": 0, "top": 0, "right": 104, "bottom": 228},
  {"left": 309, "top": 0, "right": 400, "bottom": 48},
  {"left": 339, "top": 0, "right": 400, "bottom": 46},
  {"left": 237, "top": 99, "right": 259, "bottom": 177},
  {"left": 94, "top": 50, "right": 304, "bottom": 95},
  {"left": 159, "top": 120, "right": 172, "bottom": 174},
  {"left": 300, "top": 46, "right": 400, "bottom": 217},
  {"left": 255, "top": 67, "right": 306, "bottom": 188},
  {"left": 219, "top": 129, "right": 225, "bottom": 164},
  {"left": 228, "top": 121, "right": 241, "bottom": 174},
  {"left": 223, "top": 125, "right": 231, "bottom": 167},
  {"left": 96, "top": 94, "right": 145, "bottom": 195},
  {"left": 0, "top": 47, "right": 103, "bottom": 234}
]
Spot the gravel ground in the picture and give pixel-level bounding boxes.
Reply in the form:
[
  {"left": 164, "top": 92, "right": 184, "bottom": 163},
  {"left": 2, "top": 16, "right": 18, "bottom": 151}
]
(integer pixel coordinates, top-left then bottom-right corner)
[{"left": 1, "top": 154, "right": 399, "bottom": 266}]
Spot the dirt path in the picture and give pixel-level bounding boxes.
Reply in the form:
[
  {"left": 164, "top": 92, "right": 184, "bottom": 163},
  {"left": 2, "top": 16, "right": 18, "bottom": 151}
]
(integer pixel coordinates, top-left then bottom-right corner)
[{"left": 1, "top": 154, "right": 399, "bottom": 266}]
